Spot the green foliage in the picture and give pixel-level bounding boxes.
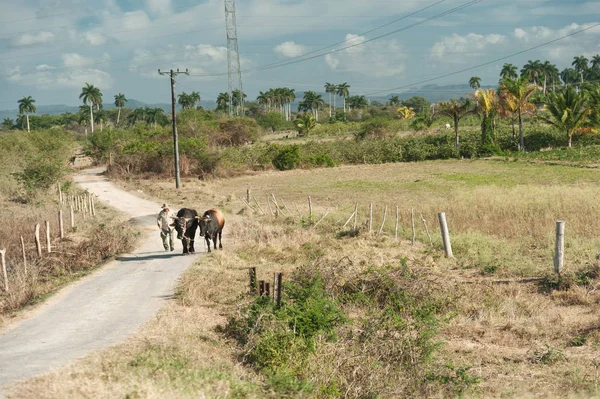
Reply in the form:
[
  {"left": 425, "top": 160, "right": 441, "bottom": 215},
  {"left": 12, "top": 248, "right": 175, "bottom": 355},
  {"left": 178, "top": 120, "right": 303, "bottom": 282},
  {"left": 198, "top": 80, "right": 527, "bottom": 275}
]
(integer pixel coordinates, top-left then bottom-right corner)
[
  {"left": 226, "top": 268, "right": 344, "bottom": 392},
  {"left": 12, "top": 158, "right": 66, "bottom": 195},
  {"left": 272, "top": 145, "right": 301, "bottom": 171},
  {"left": 355, "top": 117, "right": 391, "bottom": 140},
  {"left": 427, "top": 363, "right": 481, "bottom": 397},
  {"left": 256, "top": 112, "right": 289, "bottom": 132},
  {"left": 307, "top": 154, "right": 336, "bottom": 168}
]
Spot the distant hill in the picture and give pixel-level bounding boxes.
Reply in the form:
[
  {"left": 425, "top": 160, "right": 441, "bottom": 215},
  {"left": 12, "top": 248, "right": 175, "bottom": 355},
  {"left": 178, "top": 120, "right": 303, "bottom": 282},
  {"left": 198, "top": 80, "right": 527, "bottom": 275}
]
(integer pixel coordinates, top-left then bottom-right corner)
[{"left": 0, "top": 99, "right": 216, "bottom": 121}]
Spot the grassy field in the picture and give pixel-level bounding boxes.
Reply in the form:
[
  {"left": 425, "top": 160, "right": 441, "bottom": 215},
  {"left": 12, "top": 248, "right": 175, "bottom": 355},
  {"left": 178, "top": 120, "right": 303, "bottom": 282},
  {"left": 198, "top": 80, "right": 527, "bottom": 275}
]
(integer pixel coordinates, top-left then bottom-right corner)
[{"left": 9, "top": 159, "right": 600, "bottom": 398}]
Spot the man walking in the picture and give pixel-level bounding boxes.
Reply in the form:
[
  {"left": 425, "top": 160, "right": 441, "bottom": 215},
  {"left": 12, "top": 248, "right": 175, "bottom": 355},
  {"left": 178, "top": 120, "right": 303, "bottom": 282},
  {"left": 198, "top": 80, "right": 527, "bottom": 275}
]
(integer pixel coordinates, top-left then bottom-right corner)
[{"left": 157, "top": 203, "right": 175, "bottom": 251}]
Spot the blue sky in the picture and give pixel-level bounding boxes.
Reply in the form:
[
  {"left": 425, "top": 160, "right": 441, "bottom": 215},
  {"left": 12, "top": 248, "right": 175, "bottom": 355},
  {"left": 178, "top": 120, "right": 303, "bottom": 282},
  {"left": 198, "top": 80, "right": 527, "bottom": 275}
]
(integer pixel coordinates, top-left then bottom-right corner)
[{"left": 0, "top": 0, "right": 599, "bottom": 108}]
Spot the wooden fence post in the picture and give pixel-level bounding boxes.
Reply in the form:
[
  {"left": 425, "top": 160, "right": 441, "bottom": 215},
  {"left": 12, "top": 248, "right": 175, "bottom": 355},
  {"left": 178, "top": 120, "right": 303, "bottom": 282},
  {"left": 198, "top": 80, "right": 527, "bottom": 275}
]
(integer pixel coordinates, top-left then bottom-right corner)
[
  {"left": 45, "top": 221, "right": 51, "bottom": 253},
  {"left": 395, "top": 205, "right": 399, "bottom": 240},
  {"left": 369, "top": 203, "right": 373, "bottom": 233},
  {"left": 266, "top": 195, "right": 274, "bottom": 216},
  {"left": 271, "top": 194, "right": 281, "bottom": 217},
  {"left": 554, "top": 220, "right": 565, "bottom": 275},
  {"left": 34, "top": 223, "right": 42, "bottom": 257},
  {"left": 249, "top": 267, "right": 257, "bottom": 295},
  {"left": 91, "top": 195, "right": 96, "bottom": 216},
  {"left": 82, "top": 197, "right": 87, "bottom": 221},
  {"left": 411, "top": 208, "right": 416, "bottom": 245},
  {"left": 420, "top": 213, "right": 433, "bottom": 247},
  {"left": 353, "top": 203, "right": 358, "bottom": 232},
  {"left": 378, "top": 205, "right": 387, "bottom": 235},
  {"left": 265, "top": 282, "right": 271, "bottom": 298},
  {"left": 70, "top": 205, "right": 75, "bottom": 229},
  {"left": 247, "top": 188, "right": 251, "bottom": 203},
  {"left": 58, "top": 183, "right": 63, "bottom": 205},
  {"left": 308, "top": 196, "right": 313, "bottom": 222},
  {"left": 276, "top": 273, "right": 283, "bottom": 308},
  {"left": 59, "top": 210, "right": 64, "bottom": 239},
  {"left": 438, "top": 212, "right": 453, "bottom": 258},
  {"left": 0, "top": 249, "right": 7, "bottom": 292},
  {"left": 20, "top": 236, "right": 27, "bottom": 274},
  {"left": 259, "top": 280, "right": 265, "bottom": 296},
  {"left": 314, "top": 208, "right": 332, "bottom": 227}
]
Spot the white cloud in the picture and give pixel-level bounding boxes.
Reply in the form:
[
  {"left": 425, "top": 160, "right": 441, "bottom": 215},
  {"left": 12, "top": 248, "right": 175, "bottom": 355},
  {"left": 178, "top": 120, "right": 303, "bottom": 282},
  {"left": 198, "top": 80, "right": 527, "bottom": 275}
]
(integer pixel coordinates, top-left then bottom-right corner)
[
  {"left": 13, "top": 31, "right": 55, "bottom": 46},
  {"left": 121, "top": 10, "right": 152, "bottom": 31},
  {"left": 430, "top": 33, "right": 507, "bottom": 63},
  {"left": 62, "top": 53, "right": 95, "bottom": 68},
  {"left": 6, "top": 53, "right": 113, "bottom": 90},
  {"left": 85, "top": 32, "right": 107, "bottom": 46},
  {"left": 146, "top": 0, "right": 172, "bottom": 15},
  {"left": 128, "top": 43, "right": 246, "bottom": 80},
  {"left": 324, "top": 34, "right": 405, "bottom": 77},
  {"left": 274, "top": 42, "right": 307, "bottom": 58}
]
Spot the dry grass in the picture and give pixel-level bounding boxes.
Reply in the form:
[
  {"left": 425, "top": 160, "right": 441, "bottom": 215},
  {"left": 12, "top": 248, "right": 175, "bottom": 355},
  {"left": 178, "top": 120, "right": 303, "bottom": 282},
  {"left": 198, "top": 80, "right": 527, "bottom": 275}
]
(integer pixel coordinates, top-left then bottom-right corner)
[
  {"left": 0, "top": 186, "right": 139, "bottom": 325},
  {"left": 10, "top": 159, "right": 600, "bottom": 398}
]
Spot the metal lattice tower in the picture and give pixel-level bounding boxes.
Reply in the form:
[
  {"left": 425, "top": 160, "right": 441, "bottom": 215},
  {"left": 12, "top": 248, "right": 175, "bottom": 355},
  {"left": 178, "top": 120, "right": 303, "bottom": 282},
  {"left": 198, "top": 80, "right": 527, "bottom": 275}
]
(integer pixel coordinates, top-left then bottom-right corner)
[{"left": 224, "top": 0, "right": 244, "bottom": 116}]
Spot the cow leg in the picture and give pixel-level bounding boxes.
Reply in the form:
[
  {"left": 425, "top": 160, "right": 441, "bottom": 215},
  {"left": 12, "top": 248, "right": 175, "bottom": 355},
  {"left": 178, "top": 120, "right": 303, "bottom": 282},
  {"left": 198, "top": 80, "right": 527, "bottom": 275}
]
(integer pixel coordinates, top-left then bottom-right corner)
[
  {"left": 182, "top": 238, "right": 189, "bottom": 254},
  {"left": 189, "top": 239, "right": 195, "bottom": 253},
  {"left": 205, "top": 236, "right": 211, "bottom": 253},
  {"left": 212, "top": 233, "right": 218, "bottom": 250},
  {"left": 218, "top": 231, "right": 223, "bottom": 249}
]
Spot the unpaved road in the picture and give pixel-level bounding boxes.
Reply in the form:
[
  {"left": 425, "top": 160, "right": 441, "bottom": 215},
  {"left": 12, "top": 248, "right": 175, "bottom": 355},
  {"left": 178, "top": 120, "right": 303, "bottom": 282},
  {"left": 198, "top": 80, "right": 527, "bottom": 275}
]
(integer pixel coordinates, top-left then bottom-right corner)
[{"left": 0, "top": 168, "right": 200, "bottom": 391}]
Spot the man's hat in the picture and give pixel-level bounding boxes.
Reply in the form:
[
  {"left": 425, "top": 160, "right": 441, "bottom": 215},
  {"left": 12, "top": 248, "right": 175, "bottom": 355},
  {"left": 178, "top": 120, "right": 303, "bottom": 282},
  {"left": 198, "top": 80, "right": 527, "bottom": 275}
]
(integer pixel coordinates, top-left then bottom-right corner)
[{"left": 161, "top": 203, "right": 169, "bottom": 209}]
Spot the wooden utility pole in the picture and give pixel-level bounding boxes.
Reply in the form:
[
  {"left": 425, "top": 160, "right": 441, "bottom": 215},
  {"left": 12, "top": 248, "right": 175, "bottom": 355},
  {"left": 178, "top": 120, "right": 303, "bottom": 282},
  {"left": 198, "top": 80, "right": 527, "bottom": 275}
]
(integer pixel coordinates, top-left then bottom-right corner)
[
  {"left": 158, "top": 68, "right": 189, "bottom": 189},
  {"left": 554, "top": 220, "right": 565, "bottom": 275}
]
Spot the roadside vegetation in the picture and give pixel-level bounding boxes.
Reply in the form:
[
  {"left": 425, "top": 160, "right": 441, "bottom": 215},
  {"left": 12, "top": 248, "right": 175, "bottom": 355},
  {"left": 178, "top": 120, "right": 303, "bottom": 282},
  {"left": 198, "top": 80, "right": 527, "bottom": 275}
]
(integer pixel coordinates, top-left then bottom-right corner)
[
  {"left": 3, "top": 56, "right": 600, "bottom": 398},
  {"left": 0, "top": 130, "right": 138, "bottom": 323}
]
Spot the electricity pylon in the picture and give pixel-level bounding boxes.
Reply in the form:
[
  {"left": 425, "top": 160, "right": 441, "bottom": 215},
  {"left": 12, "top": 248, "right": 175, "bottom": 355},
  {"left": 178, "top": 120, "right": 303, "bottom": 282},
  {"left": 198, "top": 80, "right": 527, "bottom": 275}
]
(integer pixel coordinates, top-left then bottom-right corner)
[{"left": 224, "top": 0, "right": 244, "bottom": 117}]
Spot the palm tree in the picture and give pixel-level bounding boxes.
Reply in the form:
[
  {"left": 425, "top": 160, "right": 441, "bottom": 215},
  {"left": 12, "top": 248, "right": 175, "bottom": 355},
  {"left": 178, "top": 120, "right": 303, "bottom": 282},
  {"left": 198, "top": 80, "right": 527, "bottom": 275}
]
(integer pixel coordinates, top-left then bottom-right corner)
[
  {"left": 17, "top": 96, "right": 36, "bottom": 132},
  {"left": 177, "top": 92, "right": 193, "bottom": 110},
  {"left": 572, "top": 55, "right": 589, "bottom": 84},
  {"left": 397, "top": 106, "right": 416, "bottom": 120},
  {"left": 2, "top": 117, "right": 14, "bottom": 130},
  {"left": 500, "top": 63, "right": 518, "bottom": 81},
  {"left": 560, "top": 68, "right": 579, "bottom": 86},
  {"left": 540, "top": 61, "right": 557, "bottom": 95},
  {"left": 388, "top": 95, "right": 401, "bottom": 106},
  {"left": 79, "top": 83, "right": 102, "bottom": 134},
  {"left": 347, "top": 95, "right": 368, "bottom": 111},
  {"left": 521, "top": 60, "right": 542, "bottom": 85},
  {"left": 325, "top": 82, "right": 336, "bottom": 117},
  {"left": 433, "top": 99, "right": 477, "bottom": 149},
  {"left": 591, "top": 55, "right": 600, "bottom": 71},
  {"left": 146, "top": 107, "right": 165, "bottom": 128},
  {"left": 190, "top": 91, "right": 201, "bottom": 109},
  {"left": 499, "top": 76, "right": 538, "bottom": 151},
  {"left": 469, "top": 76, "right": 481, "bottom": 90},
  {"left": 474, "top": 89, "right": 499, "bottom": 145},
  {"left": 216, "top": 92, "right": 230, "bottom": 112},
  {"left": 587, "top": 86, "right": 600, "bottom": 127},
  {"left": 127, "top": 107, "right": 147, "bottom": 126},
  {"left": 114, "top": 93, "right": 127, "bottom": 126},
  {"left": 539, "top": 86, "right": 590, "bottom": 147},
  {"left": 294, "top": 113, "right": 317, "bottom": 136},
  {"left": 337, "top": 83, "right": 350, "bottom": 113}
]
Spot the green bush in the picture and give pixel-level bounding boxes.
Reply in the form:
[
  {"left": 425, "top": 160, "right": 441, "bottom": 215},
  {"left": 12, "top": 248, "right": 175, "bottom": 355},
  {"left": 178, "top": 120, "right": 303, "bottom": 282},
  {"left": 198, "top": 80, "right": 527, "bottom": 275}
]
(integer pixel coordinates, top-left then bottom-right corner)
[
  {"left": 307, "top": 154, "right": 336, "bottom": 167},
  {"left": 272, "top": 145, "right": 301, "bottom": 171},
  {"left": 355, "top": 117, "right": 391, "bottom": 140},
  {"left": 256, "top": 112, "right": 290, "bottom": 132},
  {"left": 12, "top": 158, "right": 66, "bottom": 195}
]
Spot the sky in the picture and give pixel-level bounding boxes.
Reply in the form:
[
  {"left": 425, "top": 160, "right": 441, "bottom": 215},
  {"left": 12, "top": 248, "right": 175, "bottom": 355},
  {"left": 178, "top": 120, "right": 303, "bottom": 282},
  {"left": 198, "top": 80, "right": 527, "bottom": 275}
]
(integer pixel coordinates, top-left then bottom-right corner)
[{"left": 0, "top": 0, "right": 599, "bottom": 109}]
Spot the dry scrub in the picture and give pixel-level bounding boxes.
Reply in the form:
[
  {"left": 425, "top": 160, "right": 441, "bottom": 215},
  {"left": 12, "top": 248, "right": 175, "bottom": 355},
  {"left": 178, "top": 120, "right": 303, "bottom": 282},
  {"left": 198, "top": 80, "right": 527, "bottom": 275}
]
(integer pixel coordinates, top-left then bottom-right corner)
[{"left": 10, "top": 159, "right": 600, "bottom": 398}]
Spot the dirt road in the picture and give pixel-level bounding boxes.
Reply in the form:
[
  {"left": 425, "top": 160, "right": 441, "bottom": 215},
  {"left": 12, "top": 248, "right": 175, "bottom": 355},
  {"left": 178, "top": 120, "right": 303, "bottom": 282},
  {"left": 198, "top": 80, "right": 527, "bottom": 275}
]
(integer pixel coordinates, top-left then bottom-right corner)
[{"left": 0, "top": 168, "right": 199, "bottom": 391}]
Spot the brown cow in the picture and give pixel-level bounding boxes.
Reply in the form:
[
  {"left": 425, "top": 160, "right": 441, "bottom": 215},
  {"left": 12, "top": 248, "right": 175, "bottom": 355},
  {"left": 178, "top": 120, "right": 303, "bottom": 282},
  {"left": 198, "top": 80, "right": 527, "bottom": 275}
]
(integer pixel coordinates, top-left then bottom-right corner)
[{"left": 196, "top": 209, "right": 225, "bottom": 252}]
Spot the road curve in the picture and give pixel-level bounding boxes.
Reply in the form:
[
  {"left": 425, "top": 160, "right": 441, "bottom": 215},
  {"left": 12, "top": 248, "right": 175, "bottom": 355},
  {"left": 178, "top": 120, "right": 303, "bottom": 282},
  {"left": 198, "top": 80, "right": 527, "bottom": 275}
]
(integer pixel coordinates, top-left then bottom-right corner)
[{"left": 0, "top": 168, "right": 199, "bottom": 390}]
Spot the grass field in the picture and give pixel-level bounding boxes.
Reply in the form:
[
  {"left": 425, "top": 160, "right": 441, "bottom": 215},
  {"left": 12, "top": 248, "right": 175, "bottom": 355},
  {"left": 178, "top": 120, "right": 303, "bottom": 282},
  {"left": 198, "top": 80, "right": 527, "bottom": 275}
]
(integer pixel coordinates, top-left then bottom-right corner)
[{"left": 10, "top": 158, "right": 600, "bottom": 398}]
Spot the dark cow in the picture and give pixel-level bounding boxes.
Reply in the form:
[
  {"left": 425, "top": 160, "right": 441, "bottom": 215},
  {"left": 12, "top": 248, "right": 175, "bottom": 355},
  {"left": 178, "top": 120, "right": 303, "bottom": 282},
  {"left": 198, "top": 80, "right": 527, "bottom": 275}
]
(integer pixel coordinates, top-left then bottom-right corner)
[
  {"left": 196, "top": 208, "right": 225, "bottom": 253},
  {"left": 170, "top": 208, "right": 199, "bottom": 254}
]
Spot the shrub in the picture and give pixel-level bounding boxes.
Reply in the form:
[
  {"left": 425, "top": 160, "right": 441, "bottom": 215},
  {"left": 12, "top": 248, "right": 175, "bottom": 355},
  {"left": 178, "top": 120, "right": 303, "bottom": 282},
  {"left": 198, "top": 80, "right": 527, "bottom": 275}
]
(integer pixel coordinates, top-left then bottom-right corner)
[
  {"left": 402, "top": 140, "right": 437, "bottom": 161},
  {"left": 12, "top": 158, "right": 66, "bottom": 196},
  {"left": 257, "top": 112, "right": 289, "bottom": 132},
  {"left": 307, "top": 154, "right": 336, "bottom": 167},
  {"left": 355, "top": 118, "right": 391, "bottom": 140},
  {"left": 215, "top": 118, "right": 260, "bottom": 146},
  {"left": 272, "top": 145, "right": 301, "bottom": 171}
]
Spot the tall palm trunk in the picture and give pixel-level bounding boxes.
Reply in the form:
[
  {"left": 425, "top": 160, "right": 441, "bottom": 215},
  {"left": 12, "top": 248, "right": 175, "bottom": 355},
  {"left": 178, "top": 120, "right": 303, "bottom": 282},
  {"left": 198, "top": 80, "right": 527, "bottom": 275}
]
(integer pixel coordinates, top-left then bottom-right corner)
[
  {"left": 568, "top": 129, "right": 573, "bottom": 148},
  {"left": 26, "top": 114, "right": 30, "bottom": 133},
  {"left": 329, "top": 93, "right": 332, "bottom": 117},
  {"left": 343, "top": 96, "right": 346, "bottom": 113},
  {"left": 454, "top": 115, "right": 459, "bottom": 149},
  {"left": 100, "top": 119, "right": 103, "bottom": 132},
  {"left": 117, "top": 107, "right": 121, "bottom": 126},
  {"left": 518, "top": 109, "right": 524, "bottom": 151},
  {"left": 543, "top": 75, "right": 547, "bottom": 95},
  {"left": 333, "top": 95, "right": 336, "bottom": 113},
  {"left": 89, "top": 104, "right": 94, "bottom": 134}
]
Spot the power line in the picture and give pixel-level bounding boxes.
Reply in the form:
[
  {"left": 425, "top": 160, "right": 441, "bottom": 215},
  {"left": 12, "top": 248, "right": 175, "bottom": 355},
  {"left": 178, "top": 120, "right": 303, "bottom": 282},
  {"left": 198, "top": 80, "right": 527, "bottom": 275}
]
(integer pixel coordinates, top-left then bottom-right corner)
[
  {"left": 362, "top": 22, "right": 600, "bottom": 96},
  {"left": 189, "top": 0, "right": 484, "bottom": 77}
]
